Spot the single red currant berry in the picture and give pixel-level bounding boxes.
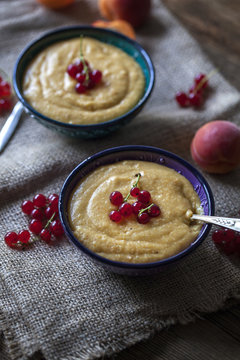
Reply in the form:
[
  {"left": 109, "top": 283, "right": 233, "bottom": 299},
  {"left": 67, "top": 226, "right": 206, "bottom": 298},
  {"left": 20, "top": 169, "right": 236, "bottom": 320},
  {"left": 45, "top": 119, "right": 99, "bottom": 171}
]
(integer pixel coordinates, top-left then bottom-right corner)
[
  {"left": 235, "top": 235, "right": 240, "bottom": 254},
  {"left": 30, "top": 208, "right": 44, "bottom": 221},
  {"left": 119, "top": 202, "right": 132, "bottom": 217},
  {"left": 0, "top": 81, "right": 11, "bottom": 97},
  {"left": 18, "top": 230, "right": 31, "bottom": 244},
  {"left": 76, "top": 72, "right": 86, "bottom": 83},
  {"left": 90, "top": 69, "right": 102, "bottom": 84},
  {"left": 110, "top": 191, "right": 123, "bottom": 206},
  {"left": 148, "top": 204, "right": 161, "bottom": 217},
  {"left": 29, "top": 219, "right": 43, "bottom": 235},
  {"left": 67, "top": 64, "right": 79, "bottom": 78},
  {"left": 212, "top": 229, "right": 225, "bottom": 244},
  {"left": 75, "top": 82, "right": 87, "bottom": 94},
  {"left": 132, "top": 201, "right": 145, "bottom": 215},
  {"left": 48, "top": 193, "right": 58, "bottom": 203},
  {"left": 138, "top": 190, "right": 151, "bottom": 204},
  {"left": 137, "top": 212, "right": 150, "bottom": 224},
  {"left": 0, "top": 98, "right": 12, "bottom": 111},
  {"left": 189, "top": 92, "right": 203, "bottom": 107},
  {"left": 194, "top": 73, "right": 208, "bottom": 89},
  {"left": 40, "top": 229, "right": 52, "bottom": 243},
  {"left": 45, "top": 206, "right": 56, "bottom": 219},
  {"left": 21, "top": 200, "right": 34, "bottom": 215},
  {"left": 75, "top": 60, "right": 84, "bottom": 73},
  {"left": 130, "top": 187, "right": 140, "bottom": 197},
  {"left": 109, "top": 210, "right": 122, "bottom": 223},
  {"left": 50, "top": 219, "right": 64, "bottom": 237},
  {"left": 4, "top": 232, "right": 18, "bottom": 248},
  {"left": 175, "top": 92, "right": 190, "bottom": 107},
  {"left": 49, "top": 197, "right": 59, "bottom": 213},
  {"left": 33, "top": 194, "right": 47, "bottom": 208},
  {"left": 223, "top": 229, "right": 236, "bottom": 243}
]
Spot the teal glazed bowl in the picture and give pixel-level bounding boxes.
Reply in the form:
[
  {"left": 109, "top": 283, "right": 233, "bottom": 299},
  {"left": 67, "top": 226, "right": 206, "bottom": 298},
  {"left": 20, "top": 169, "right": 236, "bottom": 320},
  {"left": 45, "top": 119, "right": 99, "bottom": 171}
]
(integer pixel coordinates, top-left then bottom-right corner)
[{"left": 13, "top": 26, "right": 155, "bottom": 139}]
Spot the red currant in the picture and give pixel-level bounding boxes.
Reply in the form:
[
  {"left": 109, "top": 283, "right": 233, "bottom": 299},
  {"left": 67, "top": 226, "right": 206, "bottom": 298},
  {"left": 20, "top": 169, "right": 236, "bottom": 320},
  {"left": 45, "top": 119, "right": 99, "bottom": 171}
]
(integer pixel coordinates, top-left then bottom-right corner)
[
  {"left": 137, "top": 212, "right": 150, "bottom": 224},
  {"left": 4, "top": 232, "right": 18, "bottom": 248},
  {"left": 75, "top": 82, "right": 87, "bottom": 94},
  {"left": 30, "top": 208, "right": 44, "bottom": 221},
  {"left": 45, "top": 206, "right": 56, "bottom": 220},
  {"left": 132, "top": 201, "right": 145, "bottom": 215},
  {"left": 110, "top": 191, "right": 123, "bottom": 206},
  {"left": 89, "top": 70, "right": 102, "bottom": 84},
  {"left": 18, "top": 230, "right": 30, "bottom": 244},
  {"left": 21, "top": 200, "right": 34, "bottom": 215},
  {"left": 76, "top": 72, "right": 86, "bottom": 83},
  {"left": 119, "top": 202, "right": 132, "bottom": 217},
  {"left": 0, "top": 98, "right": 11, "bottom": 111},
  {"left": 212, "top": 229, "right": 224, "bottom": 244},
  {"left": 194, "top": 73, "right": 208, "bottom": 89},
  {"left": 138, "top": 190, "right": 151, "bottom": 204},
  {"left": 130, "top": 187, "right": 140, "bottom": 197},
  {"left": 86, "top": 79, "right": 95, "bottom": 89},
  {"left": 148, "top": 204, "right": 161, "bottom": 217},
  {"left": 48, "top": 193, "right": 58, "bottom": 203},
  {"left": 223, "top": 229, "right": 236, "bottom": 242},
  {"left": 50, "top": 219, "right": 64, "bottom": 237},
  {"left": 0, "top": 80, "right": 11, "bottom": 97},
  {"left": 33, "top": 194, "right": 46, "bottom": 208},
  {"left": 189, "top": 92, "right": 202, "bottom": 107},
  {"left": 29, "top": 219, "right": 43, "bottom": 235},
  {"left": 175, "top": 92, "right": 190, "bottom": 107},
  {"left": 67, "top": 64, "right": 79, "bottom": 78},
  {"left": 40, "top": 229, "right": 51, "bottom": 243},
  {"left": 109, "top": 210, "right": 122, "bottom": 223}
]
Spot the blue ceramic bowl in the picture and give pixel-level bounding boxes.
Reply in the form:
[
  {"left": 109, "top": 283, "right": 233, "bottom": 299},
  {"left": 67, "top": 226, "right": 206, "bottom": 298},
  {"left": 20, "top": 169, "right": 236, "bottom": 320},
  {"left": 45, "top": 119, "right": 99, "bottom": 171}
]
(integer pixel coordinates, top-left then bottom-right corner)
[
  {"left": 59, "top": 146, "right": 215, "bottom": 276},
  {"left": 13, "top": 26, "right": 154, "bottom": 139}
]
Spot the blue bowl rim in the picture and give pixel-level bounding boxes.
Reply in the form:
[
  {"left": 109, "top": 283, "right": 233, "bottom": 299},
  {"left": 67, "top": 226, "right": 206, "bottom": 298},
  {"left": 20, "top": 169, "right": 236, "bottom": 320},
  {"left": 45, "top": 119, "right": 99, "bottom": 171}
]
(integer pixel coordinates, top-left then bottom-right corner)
[
  {"left": 13, "top": 25, "right": 155, "bottom": 131},
  {"left": 59, "top": 145, "right": 215, "bottom": 270}
]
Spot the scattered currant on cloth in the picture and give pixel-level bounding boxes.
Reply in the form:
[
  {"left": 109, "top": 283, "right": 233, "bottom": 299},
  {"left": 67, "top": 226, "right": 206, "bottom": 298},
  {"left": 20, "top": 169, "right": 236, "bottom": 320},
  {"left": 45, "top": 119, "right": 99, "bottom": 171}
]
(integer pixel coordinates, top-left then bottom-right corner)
[
  {"left": 109, "top": 173, "right": 161, "bottom": 224},
  {"left": 175, "top": 71, "right": 217, "bottom": 108},
  {"left": 4, "top": 193, "right": 64, "bottom": 249},
  {"left": 0, "top": 72, "right": 13, "bottom": 114}
]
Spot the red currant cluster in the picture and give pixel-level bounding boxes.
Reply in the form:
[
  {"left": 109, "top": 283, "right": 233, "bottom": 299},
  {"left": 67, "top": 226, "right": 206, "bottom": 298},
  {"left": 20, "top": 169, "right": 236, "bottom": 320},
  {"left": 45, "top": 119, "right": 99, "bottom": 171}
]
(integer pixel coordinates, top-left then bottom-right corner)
[
  {"left": 0, "top": 75, "right": 12, "bottom": 113},
  {"left": 212, "top": 228, "right": 240, "bottom": 256},
  {"left": 175, "top": 73, "right": 209, "bottom": 108},
  {"left": 67, "top": 60, "right": 102, "bottom": 94},
  {"left": 4, "top": 193, "right": 64, "bottom": 249},
  {"left": 109, "top": 173, "right": 161, "bottom": 224}
]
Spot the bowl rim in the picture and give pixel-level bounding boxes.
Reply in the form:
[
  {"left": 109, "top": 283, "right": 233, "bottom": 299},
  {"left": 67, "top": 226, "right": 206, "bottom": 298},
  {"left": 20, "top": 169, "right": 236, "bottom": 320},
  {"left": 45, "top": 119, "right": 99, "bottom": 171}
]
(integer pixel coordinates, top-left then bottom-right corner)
[
  {"left": 13, "top": 25, "right": 155, "bottom": 130},
  {"left": 59, "top": 145, "right": 215, "bottom": 269}
]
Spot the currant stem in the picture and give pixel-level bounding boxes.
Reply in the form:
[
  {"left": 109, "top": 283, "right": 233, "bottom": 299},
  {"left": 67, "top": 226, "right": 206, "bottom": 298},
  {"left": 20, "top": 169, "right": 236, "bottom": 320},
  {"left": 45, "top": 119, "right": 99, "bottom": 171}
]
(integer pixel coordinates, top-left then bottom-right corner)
[
  {"left": 123, "top": 173, "right": 142, "bottom": 202},
  {"left": 194, "top": 69, "right": 219, "bottom": 94},
  {"left": 79, "top": 35, "right": 89, "bottom": 82},
  {"left": 44, "top": 212, "right": 56, "bottom": 229},
  {"left": 138, "top": 203, "right": 154, "bottom": 216}
]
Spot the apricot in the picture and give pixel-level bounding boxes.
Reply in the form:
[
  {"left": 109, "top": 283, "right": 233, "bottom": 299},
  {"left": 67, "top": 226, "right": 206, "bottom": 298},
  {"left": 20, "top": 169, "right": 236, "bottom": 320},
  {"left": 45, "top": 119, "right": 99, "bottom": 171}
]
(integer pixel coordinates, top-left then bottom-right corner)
[
  {"left": 99, "top": 0, "right": 151, "bottom": 28},
  {"left": 92, "top": 19, "right": 136, "bottom": 39},
  {"left": 191, "top": 120, "right": 240, "bottom": 174},
  {"left": 37, "top": 0, "right": 75, "bottom": 9}
]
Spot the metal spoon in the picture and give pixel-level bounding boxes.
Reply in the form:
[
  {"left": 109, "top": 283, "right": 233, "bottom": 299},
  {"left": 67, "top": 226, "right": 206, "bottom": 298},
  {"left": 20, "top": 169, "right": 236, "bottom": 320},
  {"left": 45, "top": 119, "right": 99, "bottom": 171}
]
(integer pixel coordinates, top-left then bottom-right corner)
[
  {"left": 0, "top": 101, "right": 24, "bottom": 153},
  {"left": 191, "top": 214, "right": 240, "bottom": 233}
]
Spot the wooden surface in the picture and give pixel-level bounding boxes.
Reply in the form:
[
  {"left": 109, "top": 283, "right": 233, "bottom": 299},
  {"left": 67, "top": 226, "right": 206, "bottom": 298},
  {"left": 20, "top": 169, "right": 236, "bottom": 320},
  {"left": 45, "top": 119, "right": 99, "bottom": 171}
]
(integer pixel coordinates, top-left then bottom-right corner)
[{"left": 112, "top": 1, "right": 240, "bottom": 359}]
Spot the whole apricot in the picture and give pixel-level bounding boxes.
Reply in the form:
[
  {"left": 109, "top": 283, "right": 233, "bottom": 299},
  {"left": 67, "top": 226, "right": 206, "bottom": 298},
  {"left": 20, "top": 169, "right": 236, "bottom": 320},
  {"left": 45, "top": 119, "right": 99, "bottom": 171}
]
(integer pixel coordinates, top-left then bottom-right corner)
[
  {"left": 92, "top": 19, "right": 136, "bottom": 39},
  {"left": 99, "top": 0, "right": 151, "bottom": 28},
  {"left": 37, "top": 0, "right": 75, "bottom": 9},
  {"left": 191, "top": 120, "right": 240, "bottom": 174}
]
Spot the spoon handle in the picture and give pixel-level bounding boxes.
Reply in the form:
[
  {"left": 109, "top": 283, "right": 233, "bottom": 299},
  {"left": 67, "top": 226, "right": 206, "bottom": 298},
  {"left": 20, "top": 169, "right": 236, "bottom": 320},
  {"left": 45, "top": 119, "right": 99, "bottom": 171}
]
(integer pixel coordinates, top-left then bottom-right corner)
[
  {"left": 191, "top": 214, "right": 240, "bottom": 233},
  {"left": 0, "top": 101, "right": 24, "bottom": 154}
]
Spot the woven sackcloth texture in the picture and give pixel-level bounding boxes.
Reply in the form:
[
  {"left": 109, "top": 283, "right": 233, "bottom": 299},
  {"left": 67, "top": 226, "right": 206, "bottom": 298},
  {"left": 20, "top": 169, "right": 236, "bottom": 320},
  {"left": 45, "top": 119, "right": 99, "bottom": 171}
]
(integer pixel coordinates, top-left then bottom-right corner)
[{"left": 0, "top": 0, "right": 240, "bottom": 359}]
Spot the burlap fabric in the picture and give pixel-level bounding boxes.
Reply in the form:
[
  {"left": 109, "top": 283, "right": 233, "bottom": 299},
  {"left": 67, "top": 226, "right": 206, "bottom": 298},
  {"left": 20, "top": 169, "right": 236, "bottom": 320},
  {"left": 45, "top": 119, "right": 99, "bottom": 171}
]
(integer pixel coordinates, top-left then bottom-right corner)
[{"left": 1, "top": 1, "right": 240, "bottom": 359}]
